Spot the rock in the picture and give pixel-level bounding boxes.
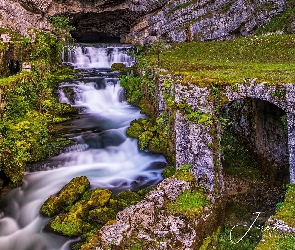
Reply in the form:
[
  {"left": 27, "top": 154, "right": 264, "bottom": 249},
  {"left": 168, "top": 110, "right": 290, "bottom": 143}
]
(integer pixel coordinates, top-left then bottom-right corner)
[
  {"left": 87, "top": 189, "right": 112, "bottom": 208},
  {"left": 40, "top": 176, "right": 90, "bottom": 217},
  {"left": 0, "top": 0, "right": 290, "bottom": 43}
]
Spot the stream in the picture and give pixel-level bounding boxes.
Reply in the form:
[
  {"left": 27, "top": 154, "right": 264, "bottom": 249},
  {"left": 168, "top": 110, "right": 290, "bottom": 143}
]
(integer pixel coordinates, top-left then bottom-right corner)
[{"left": 0, "top": 44, "right": 167, "bottom": 250}]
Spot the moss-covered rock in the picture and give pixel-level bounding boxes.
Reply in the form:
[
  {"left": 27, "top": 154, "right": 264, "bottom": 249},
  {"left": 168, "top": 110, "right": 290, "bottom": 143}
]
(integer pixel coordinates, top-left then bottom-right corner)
[
  {"left": 88, "top": 207, "right": 116, "bottom": 225},
  {"left": 113, "top": 190, "right": 142, "bottom": 208},
  {"left": 162, "top": 165, "right": 176, "bottom": 178},
  {"left": 110, "top": 63, "right": 127, "bottom": 72},
  {"left": 87, "top": 188, "right": 112, "bottom": 208},
  {"left": 40, "top": 176, "right": 90, "bottom": 217}
]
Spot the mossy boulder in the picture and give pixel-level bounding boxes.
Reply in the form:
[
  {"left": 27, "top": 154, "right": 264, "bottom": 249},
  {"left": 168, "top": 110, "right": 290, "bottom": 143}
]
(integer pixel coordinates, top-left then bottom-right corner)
[
  {"left": 113, "top": 190, "right": 142, "bottom": 208},
  {"left": 87, "top": 188, "right": 112, "bottom": 208},
  {"left": 88, "top": 207, "right": 116, "bottom": 225},
  {"left": 49, "top": 200, "right": 92, "bottom": 237},
  {"left": 126, "top": 118, "right": 145, "bottom": 138},
  {"left": 40, "top": 176, "right": 90, "bottom": 217},
  {"left": 110, "top": 63, "right": 127, "bottom": 72}
]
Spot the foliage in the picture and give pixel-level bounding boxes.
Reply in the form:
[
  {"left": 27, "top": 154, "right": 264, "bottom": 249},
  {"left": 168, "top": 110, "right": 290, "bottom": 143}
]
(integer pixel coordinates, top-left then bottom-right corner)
[
  {"left": 0, "top": 68, "right": 76, "bottom": 187},
  {"left": 48, "top": 15, "right": 75, "bottom": 43},
  {"left": 0, "top": 28, "right": 77, "bottom": 187}
]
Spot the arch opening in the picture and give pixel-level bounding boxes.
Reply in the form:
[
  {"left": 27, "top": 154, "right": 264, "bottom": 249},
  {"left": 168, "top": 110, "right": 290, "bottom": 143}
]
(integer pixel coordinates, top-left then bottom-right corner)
[
  {"left": 221, "top": 97, "right": 289, "bottom": 185},
  {"left": 215, "top": 97, "right": 289, "bottom": 248}
]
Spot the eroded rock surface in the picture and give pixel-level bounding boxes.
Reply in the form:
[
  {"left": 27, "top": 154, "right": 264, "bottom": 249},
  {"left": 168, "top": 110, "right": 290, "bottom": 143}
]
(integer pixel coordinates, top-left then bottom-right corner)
[
  {"left": 0, "top": 0, "right": 292, "bottom": 43},
  {"left": 82, "top": 177, "right": 219, "bottom": 250}
]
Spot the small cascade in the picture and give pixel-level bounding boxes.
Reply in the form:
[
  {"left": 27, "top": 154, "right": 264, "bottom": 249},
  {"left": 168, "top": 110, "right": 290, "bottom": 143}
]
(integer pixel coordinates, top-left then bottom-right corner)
[
  {"left": 63, "top": 44, "right": 135, "bottom": 69},
  {"left": 0, "top": 44, "right": 166, "bottom": 250}
]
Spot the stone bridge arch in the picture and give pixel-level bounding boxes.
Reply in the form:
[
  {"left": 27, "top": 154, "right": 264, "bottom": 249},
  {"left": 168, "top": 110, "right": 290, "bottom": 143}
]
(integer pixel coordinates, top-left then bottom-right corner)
[{"left": 159, "top": 76, "right": 295, "bottom": 191}]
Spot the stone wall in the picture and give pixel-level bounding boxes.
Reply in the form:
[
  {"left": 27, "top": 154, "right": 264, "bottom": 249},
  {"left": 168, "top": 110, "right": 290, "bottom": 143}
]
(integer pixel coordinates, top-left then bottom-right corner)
[{"left": 156, "top": 76, "right": 295, "bottom": 187}]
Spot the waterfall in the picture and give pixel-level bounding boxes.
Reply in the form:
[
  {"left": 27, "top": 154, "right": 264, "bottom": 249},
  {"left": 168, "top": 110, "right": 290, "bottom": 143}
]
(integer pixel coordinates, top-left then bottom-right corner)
[
  {"left": 63, "top": 44, "right": 136, "bottom": 69},
  {"left": 0, "top": 44, "right": 166, "bottom": 250}
]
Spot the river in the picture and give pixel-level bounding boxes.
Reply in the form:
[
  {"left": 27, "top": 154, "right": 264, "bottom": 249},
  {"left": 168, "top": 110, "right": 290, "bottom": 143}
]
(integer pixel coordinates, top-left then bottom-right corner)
[{"left": 0, "top": 44, "right": 167, "bottom": 250}]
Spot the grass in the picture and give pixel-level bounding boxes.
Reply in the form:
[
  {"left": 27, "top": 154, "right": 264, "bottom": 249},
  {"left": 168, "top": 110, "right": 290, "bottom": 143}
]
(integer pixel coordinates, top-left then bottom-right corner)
[
  {"left": 273, "top": 184, "right": 295, "bottom": 227},
  {"left": 255, "top": 185, "right": 295, "bottom": 249},
  {"left": 147, "top": 34, "right": 295, "bottom": 85},
  {"left": 255, "top": 229, "right": 295, "bottom": 250}
]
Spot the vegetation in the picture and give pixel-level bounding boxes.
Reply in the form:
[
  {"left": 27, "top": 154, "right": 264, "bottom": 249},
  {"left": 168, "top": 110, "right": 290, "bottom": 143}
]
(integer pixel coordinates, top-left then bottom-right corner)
[
  {"left": 257, "top": 1, "right": 295, "bottom": 35},
  {"left": 0, "top": 25, "right": 76, "bottom": 187},
  {"left": 221, "top": 129, "right": 262, "bottom": 180},
  {"left": 126, "top": 112, "right": 173, "bottom": 161},
  {"left": 40, "top": 176, "right": 90, "bottom": 217},
  {"left": 144, "top": 34, "right": 295, "bottom": 85},
  {"left": 255, "top": 185, "right": 295, "bottom": 249},
  {"left": 200, "top": 226, "right": 262, "bottom": 250},
  {"left": 167, "top": 188, "right": 207, "bottom": 217},
  {"left": 40, "top": 176, "right": 150, "bottom": 248}
]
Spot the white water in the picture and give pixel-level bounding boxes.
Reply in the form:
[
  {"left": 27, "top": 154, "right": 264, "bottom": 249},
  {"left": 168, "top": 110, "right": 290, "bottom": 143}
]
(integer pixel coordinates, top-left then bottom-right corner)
[
  {"left": 0, "top": 45, "right": 166, "bottom": 250},
  {"left": 63, "top": 44, "right": 135, "bottom": 69}
]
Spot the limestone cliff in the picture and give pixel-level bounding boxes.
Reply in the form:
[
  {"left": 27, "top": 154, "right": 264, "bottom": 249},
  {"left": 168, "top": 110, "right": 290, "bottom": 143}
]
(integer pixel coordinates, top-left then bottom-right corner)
[{"left": 0, "top": 0, "right": 293, "bottom": 44}]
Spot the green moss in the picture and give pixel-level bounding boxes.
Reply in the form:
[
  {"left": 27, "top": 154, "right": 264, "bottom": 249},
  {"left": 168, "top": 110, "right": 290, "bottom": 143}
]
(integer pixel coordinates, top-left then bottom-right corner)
[
  {"left": 174, "top": 164, "right": 195, "bottom": 182},
  {"left": 201, "top": 226, "right": 262, "bottom": 250},
  {"left": 167, "top": 189, "right": 207, "bottom": 217},
  {"left": 221, "top": 129, "right": 262, "bottom": 180},
  {"left": 113, "top": 190, "right": 142, "bottom": 207},
  {"left": 273, "top": 184, "right": 295, "bottom": 227},
  {"left": 87, "top": 188, "right": 112, "bottom": 208},
  {"left": 110, "top": 63, "right": 127, "bottom": 72},
  {"left": 162, "top": 165, "right": 176, "bottom": 178},
  {"left": 256, "top": 229, "right": 295, "bottom": 250},
  {"left": 125, "top": 111, "right": 174, "bottom": 164},
  {"left": 88, "top": 207, "right": 116, "bottom": 225},
  {"left": 40, "top": 176, "right": 90, "bottom": 217}
]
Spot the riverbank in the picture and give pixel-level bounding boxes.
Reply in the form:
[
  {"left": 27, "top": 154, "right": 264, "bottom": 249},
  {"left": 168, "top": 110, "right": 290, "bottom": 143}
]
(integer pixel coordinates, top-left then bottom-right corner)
[{"left": 0, "top": 28, "right": 77, "bottom": 188}]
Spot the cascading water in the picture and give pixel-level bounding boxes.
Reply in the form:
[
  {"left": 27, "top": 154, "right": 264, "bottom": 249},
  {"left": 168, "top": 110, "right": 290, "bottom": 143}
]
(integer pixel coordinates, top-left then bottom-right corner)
[{"left": 0, "top": 44, "right": 166, "bottom": 250}]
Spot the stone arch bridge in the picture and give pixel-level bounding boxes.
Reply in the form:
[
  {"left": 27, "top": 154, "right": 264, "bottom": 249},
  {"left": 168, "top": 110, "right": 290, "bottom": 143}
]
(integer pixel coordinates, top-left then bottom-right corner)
[{"left": 156, "top": 76, "right": 295, "bottom": 191}]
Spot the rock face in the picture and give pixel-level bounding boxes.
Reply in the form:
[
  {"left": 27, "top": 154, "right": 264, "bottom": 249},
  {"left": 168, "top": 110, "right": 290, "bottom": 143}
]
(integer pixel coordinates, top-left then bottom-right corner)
[
  {"left": 83, "top": 177, "right": 221, "bottom": 250},
  {"left": 0, "top": 0, "right": 291, "bottom": 43}
]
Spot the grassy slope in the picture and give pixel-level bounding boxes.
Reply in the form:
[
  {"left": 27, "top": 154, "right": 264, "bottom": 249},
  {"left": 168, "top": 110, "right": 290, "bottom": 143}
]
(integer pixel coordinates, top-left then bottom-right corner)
[{"left": 149, "top": 34, "right": 295, "bottom": 85}]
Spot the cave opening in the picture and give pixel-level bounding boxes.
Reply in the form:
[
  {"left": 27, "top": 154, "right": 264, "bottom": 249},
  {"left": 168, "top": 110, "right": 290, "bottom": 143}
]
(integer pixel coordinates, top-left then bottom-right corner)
[{"left": 69, "top": 9, "right": 141, "bottom": 44}]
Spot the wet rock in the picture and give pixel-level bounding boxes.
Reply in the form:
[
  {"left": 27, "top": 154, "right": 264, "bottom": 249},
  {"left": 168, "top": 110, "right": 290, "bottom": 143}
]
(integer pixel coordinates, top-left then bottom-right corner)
[{"left": 40, "top": 176, "right": 90, "bottom": 217}]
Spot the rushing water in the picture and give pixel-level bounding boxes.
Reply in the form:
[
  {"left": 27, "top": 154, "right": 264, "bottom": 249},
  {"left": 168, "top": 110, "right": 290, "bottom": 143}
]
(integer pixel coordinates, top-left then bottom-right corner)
[{"left": 0, "top": 44, "right": 166, "bottom": 250}]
